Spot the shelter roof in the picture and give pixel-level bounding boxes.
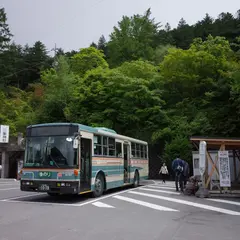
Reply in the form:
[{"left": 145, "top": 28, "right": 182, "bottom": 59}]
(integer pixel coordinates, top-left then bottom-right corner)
[{"left": 190, "top": 136, "right": 240, "bottom": 150}]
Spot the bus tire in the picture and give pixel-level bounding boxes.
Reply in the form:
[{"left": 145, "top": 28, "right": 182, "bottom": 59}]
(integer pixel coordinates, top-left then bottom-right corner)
[
  {"left": 92, "top": 174, "right": 104, "bottom": 198},
  {"left": 133, "top": 171, "right": 139, "bottom": 188}
]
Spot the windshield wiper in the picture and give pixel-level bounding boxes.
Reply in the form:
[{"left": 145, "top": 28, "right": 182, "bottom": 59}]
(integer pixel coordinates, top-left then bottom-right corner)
[{"left": 48, "top": 155, "right": 60, "bottom": 168}]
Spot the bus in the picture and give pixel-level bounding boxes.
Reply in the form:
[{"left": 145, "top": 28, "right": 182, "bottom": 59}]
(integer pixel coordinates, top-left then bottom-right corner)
[{"left": 20, "top": 123, "right": 149, "bottom": 197}]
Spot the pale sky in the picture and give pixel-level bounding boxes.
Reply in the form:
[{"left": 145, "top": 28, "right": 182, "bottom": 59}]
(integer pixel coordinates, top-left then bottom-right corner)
[{"left": 1, "top": 0, "right": 240, "bottom": 53}]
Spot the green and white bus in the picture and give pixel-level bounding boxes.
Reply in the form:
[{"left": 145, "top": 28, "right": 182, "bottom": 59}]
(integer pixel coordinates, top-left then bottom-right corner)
[{"left": 20, "top": 123, "right": 149, "bottom": 197}]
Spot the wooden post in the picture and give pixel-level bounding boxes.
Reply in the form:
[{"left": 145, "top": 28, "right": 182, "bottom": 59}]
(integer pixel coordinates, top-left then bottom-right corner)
[
  {"left": 205, "top": 149, "right": 208, "bottom": 188},
  {"left": 233, "top": 150, "right": 237, "bottom": 182},
  {"left": 1, "top": 151, "right": 9, "bottom": 178}
]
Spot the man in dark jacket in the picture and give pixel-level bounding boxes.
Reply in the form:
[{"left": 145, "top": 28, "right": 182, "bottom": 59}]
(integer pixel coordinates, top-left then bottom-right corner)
[{"left": 172, "top": 155, "right": 184, "bottom": 192}]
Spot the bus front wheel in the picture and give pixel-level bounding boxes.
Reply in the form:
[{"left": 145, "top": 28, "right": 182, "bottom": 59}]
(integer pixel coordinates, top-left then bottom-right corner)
[{"left": 92, "top": 174, "right": 104, "bottom": 198}]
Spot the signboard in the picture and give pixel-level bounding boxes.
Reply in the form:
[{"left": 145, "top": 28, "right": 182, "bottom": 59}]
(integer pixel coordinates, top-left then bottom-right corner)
[
  {"left": 0, "top": 125, "right": 9, "bottom": 143},
  {"left": 199, "top": 141, "right": 206, "bottom": 176},
  {"left": 218, "top": 151, "right": 231, "bottom": 187}
]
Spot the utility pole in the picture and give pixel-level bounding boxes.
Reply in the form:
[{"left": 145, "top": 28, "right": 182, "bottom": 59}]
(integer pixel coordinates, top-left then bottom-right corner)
[{"left": 54, "top": 43, "right": 57, "bottom": 58}]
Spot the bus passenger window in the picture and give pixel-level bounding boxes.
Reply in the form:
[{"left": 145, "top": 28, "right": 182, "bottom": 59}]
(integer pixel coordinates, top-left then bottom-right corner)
[
  {"left": 136, "top": 144, "right": 141, "bottom": 158},
  {"left": 103, "top": 136, "right": 108, "bottom": 156},
  {"left": 108, "top": 138, "right": 116, "bottom": 156},
  {"left": 94, "top": 145, "right": 102, "bottom": 155},
  {"left": 131, "top": 143, "right": 136, "bottom": 157},
  {"left": 140, "top": 145, "right": 144, "bottom": 158},
  {"left": 94, "top": 135, "right": 102, "bottom": 155},
  {"left": 143, "top": 145, "right": 147, "bottom": 158},
  {"left": 116, "top": 142, "right": 122, "bottom": 157}
]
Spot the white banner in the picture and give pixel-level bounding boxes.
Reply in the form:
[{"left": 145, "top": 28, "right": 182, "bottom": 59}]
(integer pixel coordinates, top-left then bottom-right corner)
[
  {"left": 0, "top": 125, "right": 9, "bottom": 143},
  {"left": 199, "top": 141, "right": 206, "bottom": 176},
  {"left": 218, "top": 151, "right": 231, "bottom": 187}
]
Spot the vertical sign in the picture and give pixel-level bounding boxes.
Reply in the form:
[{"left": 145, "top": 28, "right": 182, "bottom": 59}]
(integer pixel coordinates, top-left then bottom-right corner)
[
  {"left": 218, "top": 151, "right": 231, "bottom": 187},
  {"left": 199, "top": 141, "right": 206, "bottom": 176},
  {"left": 17, "top": 160, "right": 23, "bottom": 179},
  {"left": 0, "top": 125, "right": 9, "bottom": 143}
]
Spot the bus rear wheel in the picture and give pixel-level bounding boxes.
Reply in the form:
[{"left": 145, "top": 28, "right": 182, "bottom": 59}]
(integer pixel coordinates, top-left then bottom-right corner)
[
  {"left": 92, "top": 174, "right": 104, "bottom": 198},
  {"left": 133, "top": 171, "right": 140, "bottom": 188}
]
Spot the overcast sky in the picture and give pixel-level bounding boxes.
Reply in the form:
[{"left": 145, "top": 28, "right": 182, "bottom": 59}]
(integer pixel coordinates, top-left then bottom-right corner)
[{"left": 1, "top": 0, "right": 240, "bottom": 53}]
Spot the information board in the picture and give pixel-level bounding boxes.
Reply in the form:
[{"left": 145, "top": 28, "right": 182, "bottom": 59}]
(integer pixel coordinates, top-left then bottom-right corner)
[
  {"left": 0, "top": 125, "right": 9, "bottom": 143},
  {"left": 218, "top": 151, "right": 231, "bottom": 187}
]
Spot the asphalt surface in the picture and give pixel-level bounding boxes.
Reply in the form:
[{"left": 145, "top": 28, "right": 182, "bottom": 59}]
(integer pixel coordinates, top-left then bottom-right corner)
[{"left": 0, "top": 180, "right": 240, "bottom": 240}]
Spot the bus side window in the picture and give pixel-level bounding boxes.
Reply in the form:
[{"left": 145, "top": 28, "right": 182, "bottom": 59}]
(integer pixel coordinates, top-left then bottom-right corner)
[
  {"left": 131, "top": 143, "right": 136, "bottom": 158},
  {"left": 140, "top": 145, "right": 144, "bottom": 159},
  {"left": 136, "top": 144, "right": 141, "bottom": 158},
  {"left": 103, "top": 136, "right": 108, "bottom": 156},
  {"left": 108, "top": 138, "right": 116, "bottom": 156},
  {"left": 144, "top": 145, "right": 147, "bottom": 158},
  {"left": 116, "top": 142, "right": 122, "bottom": 157},
  {"left": 94, "top": 135, "right": 102, "bottom": 155}
]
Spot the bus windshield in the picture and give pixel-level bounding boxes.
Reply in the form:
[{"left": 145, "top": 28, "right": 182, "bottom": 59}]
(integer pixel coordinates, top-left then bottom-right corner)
[{"left": 24, "top": 136, "right": 78, "bottom": 168}]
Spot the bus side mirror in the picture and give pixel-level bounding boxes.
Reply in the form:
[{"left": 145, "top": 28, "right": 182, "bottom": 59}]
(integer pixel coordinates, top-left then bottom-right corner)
[{"left": 73, "top": 138, "right": 78, "bottom": 149}]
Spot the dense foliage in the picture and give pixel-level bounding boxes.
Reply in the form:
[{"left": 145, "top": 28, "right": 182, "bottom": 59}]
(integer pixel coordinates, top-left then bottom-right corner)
[{"left": 1, "top": 7, "right": 240, "bottom": 166}]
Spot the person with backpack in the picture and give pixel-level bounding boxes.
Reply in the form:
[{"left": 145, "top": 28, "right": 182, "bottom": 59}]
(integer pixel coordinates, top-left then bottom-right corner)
[{"left": 172, "top": 155, "right": 184, "bottom": 192}]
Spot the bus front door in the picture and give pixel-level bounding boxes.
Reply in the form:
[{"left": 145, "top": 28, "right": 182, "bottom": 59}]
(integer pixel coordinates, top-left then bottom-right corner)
[
  {"left": 123, "top": 143, "right": 130, "bottom": 183},
  {"left": 80, "top": 138, "right": 92, "bottom": 192}
]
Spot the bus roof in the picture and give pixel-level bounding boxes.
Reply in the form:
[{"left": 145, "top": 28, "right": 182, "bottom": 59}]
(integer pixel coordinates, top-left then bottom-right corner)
[{"left": 27, "top": 123, "right": 148, "bottom": 145}]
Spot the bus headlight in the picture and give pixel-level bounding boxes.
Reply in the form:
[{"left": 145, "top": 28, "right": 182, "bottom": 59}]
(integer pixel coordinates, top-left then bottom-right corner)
[{"left": 22, "top": 181, "right": 33, "bottom": 185}]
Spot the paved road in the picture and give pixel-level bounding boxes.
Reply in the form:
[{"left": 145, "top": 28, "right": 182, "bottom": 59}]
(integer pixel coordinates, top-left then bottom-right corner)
[{"left": 1, "top": 180, "right": 240, "bottom": 240}]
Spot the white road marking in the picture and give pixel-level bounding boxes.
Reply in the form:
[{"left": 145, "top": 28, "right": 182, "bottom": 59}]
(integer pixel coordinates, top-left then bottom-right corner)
[
  {"left": 92, "top": 201, "right": 115, "bottom": 208},
  {"left": 2, "top": 199, "right": 89, "bottom": 207},
  {"left": 113, "top": 195, "right": 178, "bottom": 212},
  {"left": 141, "top": 188, "right": 180, "bottom": 195},
  {"left": 0, "top": 184, "right": 152, "bottom": 207},
  {"left": 129, "top": 191, "right": 240, "bottom": 216},
  {"left": 73, "top": 185, "right": 148, "bottom": 207},
  {"left": 0, "top": 193, "right": 46, "bottom": 201},
  {"left": 146, "top": 185, "right": 175, "bottom": 190},
  {"left": 0, "top": 188, "right": 19, "bottom": 191},
  {"left": 207, "top": 199, "right": 240, "bottom": 206}
]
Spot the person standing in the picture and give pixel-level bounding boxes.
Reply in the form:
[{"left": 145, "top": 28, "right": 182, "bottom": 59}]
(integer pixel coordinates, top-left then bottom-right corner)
[
  {"left": 172, "top": 155, "right": 184, "bottom": 192},
  {"left": 159, "top": 163, "right": 168, "bottom": 183}
]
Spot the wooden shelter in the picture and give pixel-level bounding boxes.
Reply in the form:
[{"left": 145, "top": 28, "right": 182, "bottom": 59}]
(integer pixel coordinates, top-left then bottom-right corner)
[
  {"left": 190, "top": 136, "right": 240, "bottom": 194},
  {"left": 0, "top": 133, "right": 24, "bottom": 179}
]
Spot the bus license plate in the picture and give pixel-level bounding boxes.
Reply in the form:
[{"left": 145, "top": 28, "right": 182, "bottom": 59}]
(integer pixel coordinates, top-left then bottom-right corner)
[{"left": 39, "top": 184, "right": 49, "bottom": 191}]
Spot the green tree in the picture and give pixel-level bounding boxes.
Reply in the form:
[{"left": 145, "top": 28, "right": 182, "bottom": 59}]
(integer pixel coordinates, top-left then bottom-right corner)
[
  {"left": 22, "top": 41, "right": 53, "bottom": 88},
  {"left": 37, "top": 56, "right": 77, "bottom": 123},
  {"left": 97, "top": 35, "right": 108, "bottom": 57},
  {"left": 107, "top": 8, "right": 160, "bottom": 67},
  {"left": 0, "top": 87, "right": 35, "bottom": 135},
  {"left": 171, "top": 18, "right": 194, "bottom": 49},
  {"left": 0, "top": 43, "right": 24, "bottom": 89},
  {"left": 156, "top": 35, "right": 239, "bottom": 162},
  {"left": 70, "top": 47, "right": 108, "bottom": 77},
  {"left": 0, "top": 7, "right": 12, "bottom": 52},
  {"left": 67, "top": 62, "right": 167, "bottom": 141}
]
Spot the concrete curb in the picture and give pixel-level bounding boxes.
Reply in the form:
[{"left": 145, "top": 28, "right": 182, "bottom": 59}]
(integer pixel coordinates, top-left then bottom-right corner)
[{"left": 210, "top": 194, "right": 240, "bottom": 198}]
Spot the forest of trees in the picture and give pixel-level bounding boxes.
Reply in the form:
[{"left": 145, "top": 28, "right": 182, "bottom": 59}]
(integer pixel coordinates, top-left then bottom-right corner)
[{"left": 1, "top": 7, "right": 240, "bottom": 165}]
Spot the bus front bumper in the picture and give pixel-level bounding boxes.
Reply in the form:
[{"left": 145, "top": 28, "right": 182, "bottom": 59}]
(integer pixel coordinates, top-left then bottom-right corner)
[{"left": 20, "top": 180, "right": 79, "bottom": 194}]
